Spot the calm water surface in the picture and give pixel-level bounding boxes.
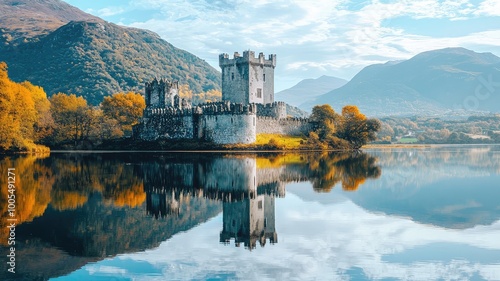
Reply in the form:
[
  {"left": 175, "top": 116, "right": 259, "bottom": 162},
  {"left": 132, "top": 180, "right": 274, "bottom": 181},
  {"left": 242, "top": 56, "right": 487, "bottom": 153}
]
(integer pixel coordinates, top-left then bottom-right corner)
[{"left": 1, "top": 146, "right": 499, "bottom": 281}]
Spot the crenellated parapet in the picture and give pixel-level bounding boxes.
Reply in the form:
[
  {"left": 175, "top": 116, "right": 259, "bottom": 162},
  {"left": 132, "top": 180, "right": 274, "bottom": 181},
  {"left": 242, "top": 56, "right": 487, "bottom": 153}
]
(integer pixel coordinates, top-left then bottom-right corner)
[
  {"left": 255, "top": 101, "right": 287, "bottom": 119},
  {"left": 144, "top": 107, "right": 194, "bottom": 117},
  {"left": 196, "top": 101, "right": 257, "bottom": 115},
  {"left": 219, "top": 51, "right": 276, "bottom": 68}
]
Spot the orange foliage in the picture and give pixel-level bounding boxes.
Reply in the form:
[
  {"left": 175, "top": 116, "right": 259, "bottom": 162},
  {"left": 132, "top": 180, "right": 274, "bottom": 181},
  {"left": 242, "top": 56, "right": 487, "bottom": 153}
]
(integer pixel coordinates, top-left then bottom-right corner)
[
  {"left": 0, "top": 154, "right": 54, "bottom": 245},
  {"left": 0, "top": 62, "right": 50, "bottom": 151},
  {"left": 111, "top": 183, "right": 146, "bottom": 208},
  {"left": 100, "top": 92, "right": 145, "bottom": 135}
]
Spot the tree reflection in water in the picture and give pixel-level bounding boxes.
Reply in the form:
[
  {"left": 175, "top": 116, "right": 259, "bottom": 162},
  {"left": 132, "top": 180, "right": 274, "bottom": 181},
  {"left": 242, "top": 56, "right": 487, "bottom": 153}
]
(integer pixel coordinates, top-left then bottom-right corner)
[{"left": 0, "top": 152, "right": 381, "bottom": 280}]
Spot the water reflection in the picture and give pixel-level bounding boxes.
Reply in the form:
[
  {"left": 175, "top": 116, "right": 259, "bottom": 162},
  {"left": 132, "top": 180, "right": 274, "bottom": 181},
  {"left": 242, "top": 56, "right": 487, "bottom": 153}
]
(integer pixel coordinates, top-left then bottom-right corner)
[
  {"left": 0, "top": 152, "right": 379, "bottom": 268},
  {"left": 1, "top": 146, "right": 500, "bottom": 280}
]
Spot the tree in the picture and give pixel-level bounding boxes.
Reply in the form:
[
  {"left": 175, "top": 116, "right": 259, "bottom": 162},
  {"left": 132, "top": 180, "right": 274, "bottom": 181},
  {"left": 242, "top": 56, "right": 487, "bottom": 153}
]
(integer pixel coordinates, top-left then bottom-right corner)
[
  {"left": 308, "top": 104, "right": 381, "bottom": 150},
  {"left": 49, "top": 93, "right": 95, "bottom": 146},
  {"left": 0, "top": 62, "right": 51, "bottom": 152},
  {"left": 178, "top": 84, "right": 193, "bottom": 102},
  {"left": 21, "top": 81, "right": 55, "bottom": 142},
  {"left": 338, "top": 105, "right": 381, "bottom": 149},
  {"left": 309, "top": 104, "right": 340, "bottom": 140},
  {"left": 100, "top": 92, "right": 145, "bottom": 136}
]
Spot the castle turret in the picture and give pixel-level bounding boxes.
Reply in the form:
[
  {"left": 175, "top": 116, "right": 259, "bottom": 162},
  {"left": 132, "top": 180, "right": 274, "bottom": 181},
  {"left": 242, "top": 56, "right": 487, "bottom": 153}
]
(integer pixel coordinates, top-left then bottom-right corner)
[
  {"left": 145, "top": 79, "right": 180, "bottom": 108},
  {"left": 219, "top": 50, "right": 276, "bottom": 105}
]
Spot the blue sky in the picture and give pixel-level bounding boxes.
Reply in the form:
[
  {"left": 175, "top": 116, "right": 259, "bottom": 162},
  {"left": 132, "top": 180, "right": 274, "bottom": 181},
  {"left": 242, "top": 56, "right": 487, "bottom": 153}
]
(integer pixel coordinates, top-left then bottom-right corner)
[{"left": 63, "top": 0, "right": 500, "bottom": 91}]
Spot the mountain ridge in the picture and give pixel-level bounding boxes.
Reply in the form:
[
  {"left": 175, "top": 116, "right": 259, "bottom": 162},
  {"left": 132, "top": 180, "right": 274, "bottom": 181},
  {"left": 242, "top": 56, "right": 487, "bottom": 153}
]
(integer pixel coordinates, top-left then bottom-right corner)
[
  {"left": 300, "top": 47, "right": 500, "bottom": 117},
  {"left": 0, "top": 0, "right": 221, "bottom": 105},
  {"left": 276, "top": 75, "right": 348, "bottom": 107}
]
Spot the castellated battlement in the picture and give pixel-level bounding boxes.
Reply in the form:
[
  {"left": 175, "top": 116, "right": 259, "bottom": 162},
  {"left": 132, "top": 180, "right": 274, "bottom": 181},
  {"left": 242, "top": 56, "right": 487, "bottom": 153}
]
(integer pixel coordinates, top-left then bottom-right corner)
[
  {"left": 219, "top": 51, "right": 276, "bottom": 68},
  {"left": 143, "top": 101, "right": 257, "bottom": 118},
  {"left": 255, "top": 101, "right": 286, "bottom": 119},
  {"left": 196, "top": 101, "right": 257, "bottom": 115}
]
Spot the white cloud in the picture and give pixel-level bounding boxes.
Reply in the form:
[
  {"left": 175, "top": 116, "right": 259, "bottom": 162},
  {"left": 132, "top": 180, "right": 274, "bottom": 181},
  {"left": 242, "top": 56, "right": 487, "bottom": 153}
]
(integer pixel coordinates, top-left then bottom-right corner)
[
  {"left": 97, "top": 7, "right": 126, "bottom": 17},
  {"left": 474, "top": 0, "right": 500, "bottom": 16},
  {"left": 83, "top": 0, "right": 500, "bottom": 90}
]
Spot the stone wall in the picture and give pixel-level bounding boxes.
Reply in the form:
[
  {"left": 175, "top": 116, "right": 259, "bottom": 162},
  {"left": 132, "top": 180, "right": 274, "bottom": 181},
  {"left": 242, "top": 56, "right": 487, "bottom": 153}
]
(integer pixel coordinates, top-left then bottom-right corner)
[
  {"left": 137, "top": 111, "right": 194, "bottom": 141},
  {"left": 201, "top": 113, "right": 256, "bottom": 144},
  {"left": 136, "top": 102, "right": 257, "bottom": 144},
  {"left": 256, "top": 117, "right": 312, "bottom": 136}
]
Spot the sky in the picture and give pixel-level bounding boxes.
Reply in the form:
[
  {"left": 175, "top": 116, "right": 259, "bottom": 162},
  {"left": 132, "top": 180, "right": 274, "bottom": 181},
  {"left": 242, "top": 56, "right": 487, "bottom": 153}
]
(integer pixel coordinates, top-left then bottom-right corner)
[{"left": 62, "top": 0, "right": 500, "bottom": 92}]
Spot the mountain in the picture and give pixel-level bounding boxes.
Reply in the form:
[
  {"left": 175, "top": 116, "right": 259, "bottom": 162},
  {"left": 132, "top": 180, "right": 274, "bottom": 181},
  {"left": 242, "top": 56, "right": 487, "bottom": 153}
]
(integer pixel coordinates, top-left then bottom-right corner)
[
  {"left": 300, "top": 48, "right": 500, "bottom": 117},
  {"left": 0, "top": 0, "right": 100, "bottom": 45},
  {"left": 0, "top": 0, "right": 221, "bottom": 105},
  {"left": 276, "top": 75, "right": 348, "bottom": 107}
]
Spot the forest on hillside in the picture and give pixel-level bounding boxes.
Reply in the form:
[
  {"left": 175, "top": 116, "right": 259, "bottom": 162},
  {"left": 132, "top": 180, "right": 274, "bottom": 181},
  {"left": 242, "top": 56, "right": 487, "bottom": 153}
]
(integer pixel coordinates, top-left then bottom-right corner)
[
  {"left": 0, "top": 62, "right": 221, "bottom": 152},
  {"left": 376, "top": 116, "right": 500, "bottom": 144}
]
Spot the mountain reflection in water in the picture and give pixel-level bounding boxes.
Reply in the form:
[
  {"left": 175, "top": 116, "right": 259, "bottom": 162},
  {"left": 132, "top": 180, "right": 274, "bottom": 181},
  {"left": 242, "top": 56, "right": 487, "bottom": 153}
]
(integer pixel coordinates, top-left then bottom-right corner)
[
  {"left": 2, "top": 147, "right": 499, "bottom": 280},
  {"left": 0, "top": 151, "right": 380, "bottom": 280}
]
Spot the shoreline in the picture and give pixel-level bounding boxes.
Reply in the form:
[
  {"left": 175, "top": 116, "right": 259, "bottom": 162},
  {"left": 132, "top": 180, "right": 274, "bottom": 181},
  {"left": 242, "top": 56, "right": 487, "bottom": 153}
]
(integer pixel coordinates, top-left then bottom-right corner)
[{"left": 3, "top": 143, "right": 500, "bottom": 155}]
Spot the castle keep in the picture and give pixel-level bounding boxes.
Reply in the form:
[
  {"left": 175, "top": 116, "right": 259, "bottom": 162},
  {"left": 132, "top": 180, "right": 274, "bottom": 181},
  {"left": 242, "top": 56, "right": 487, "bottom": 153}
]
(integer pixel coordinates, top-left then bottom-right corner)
[{"left": 134, "top": 51, "right": 312, "bottom": 144}]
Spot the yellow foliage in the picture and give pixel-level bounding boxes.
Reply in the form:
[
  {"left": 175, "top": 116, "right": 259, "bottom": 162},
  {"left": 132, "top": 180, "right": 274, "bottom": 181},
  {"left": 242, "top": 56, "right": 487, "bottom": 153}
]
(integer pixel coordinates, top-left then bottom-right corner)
[
  {"left": 0, "top": 154, "right": 54, "bottom": 245},
  {"left": 255, "top": 133, "right": 305, "bottom": 149},
  {"left": 50, "top": 190, "right": 88, "bottom": 211},
  {"left": 101, "top": 92, "right": 145, "bottom": 135},
  {"left": 0, "top": 62, "right": 50, "bottom": 152},
  {"left": 178, "top": 84, "right": 193, "bottom": 101},
  {"left": 49, "top": 93, "right": 95, "bottom": 144},
  {"left": 111, "top": 183, "right": 146, "bottom": 208},
  {"left": 256, "top": 154, "right": 306, "bottom": 168},
  {"left": 342, "top": 105, "right": 366, "bottom": 120}
]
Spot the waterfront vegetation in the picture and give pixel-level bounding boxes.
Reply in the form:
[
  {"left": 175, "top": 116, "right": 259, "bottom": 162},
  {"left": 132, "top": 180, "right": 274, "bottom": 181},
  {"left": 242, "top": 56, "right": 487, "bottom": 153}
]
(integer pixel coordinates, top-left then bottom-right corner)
[{"left": 2, "top": 61, "right": 500, "bottom": 153}]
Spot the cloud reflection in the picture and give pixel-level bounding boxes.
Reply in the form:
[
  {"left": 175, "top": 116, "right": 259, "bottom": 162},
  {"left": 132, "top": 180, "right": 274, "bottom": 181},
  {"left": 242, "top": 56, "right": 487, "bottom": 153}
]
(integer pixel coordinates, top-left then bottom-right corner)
[{"left": 80, "top": 187, "right": 500, "bottom": 281}]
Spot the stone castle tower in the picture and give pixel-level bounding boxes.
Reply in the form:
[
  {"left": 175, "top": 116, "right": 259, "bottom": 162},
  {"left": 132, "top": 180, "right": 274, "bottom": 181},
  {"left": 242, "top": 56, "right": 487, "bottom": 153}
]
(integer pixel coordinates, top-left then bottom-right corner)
[
  {"left": 145, "top": 78, "right": 180, "bottom": 108},
  {"left": 219, "top": 50, "right": 277, "bottom": 105}
]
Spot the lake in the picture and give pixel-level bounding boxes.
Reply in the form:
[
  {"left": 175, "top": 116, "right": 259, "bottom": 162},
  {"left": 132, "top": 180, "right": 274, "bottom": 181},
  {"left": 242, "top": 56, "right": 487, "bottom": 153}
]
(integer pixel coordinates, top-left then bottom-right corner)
[{"left": 1, "top": 146, "right": 500, "bottom": 280}]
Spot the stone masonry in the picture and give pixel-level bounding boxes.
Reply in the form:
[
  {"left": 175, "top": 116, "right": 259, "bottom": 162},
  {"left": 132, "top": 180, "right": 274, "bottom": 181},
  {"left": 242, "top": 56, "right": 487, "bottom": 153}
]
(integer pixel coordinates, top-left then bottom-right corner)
[{"left": 134, "top": 51, "right": 312, "bottom": 144}]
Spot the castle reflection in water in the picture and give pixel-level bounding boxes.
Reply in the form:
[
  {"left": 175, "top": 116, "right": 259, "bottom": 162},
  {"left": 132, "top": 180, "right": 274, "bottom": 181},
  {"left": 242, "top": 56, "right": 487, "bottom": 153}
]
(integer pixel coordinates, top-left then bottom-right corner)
[{"left": 142, "top": 155, "right": 306, "bottom": 250}]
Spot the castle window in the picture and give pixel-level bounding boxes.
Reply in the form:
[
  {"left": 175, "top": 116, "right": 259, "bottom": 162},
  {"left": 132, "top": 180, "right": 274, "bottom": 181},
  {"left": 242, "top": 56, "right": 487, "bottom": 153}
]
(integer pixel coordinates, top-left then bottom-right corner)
[
  {"left": 253, "top": 117, "right": 255, "bottom": 126},
  {"left": 231, "top": 72, "right": 234, "bottom": 80},
  {"left": 263, "top": 74, "right": 266, "bottom": 82},
  {"left": 258, "top": 200, "right": 263, "bottom": 209},
  {"left": 257, "top": 88, "right": 262, "bottom": 98}
]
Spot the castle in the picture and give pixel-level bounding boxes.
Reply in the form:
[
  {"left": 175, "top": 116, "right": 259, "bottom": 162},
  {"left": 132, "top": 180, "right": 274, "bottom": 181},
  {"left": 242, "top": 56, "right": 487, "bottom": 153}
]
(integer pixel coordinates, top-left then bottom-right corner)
[
  {"left": 134, "top": 50, "right": 311, "bottom": 144},
  {"left": 142, "top": 155, "right": 286, "bottom": 249}
]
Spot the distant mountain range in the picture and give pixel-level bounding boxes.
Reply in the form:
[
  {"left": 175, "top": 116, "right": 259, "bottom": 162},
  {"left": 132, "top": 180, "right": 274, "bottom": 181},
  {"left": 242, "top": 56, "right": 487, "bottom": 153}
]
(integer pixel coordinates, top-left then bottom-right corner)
[
  {"left": 276, "top": 75, "right": 348, "bottom": 107},
  {"left": 299, "top": 48, "right": 500, "bottom": 117},
  {"left": 0, "top": 0, "right": 221, "bottom": 105}
]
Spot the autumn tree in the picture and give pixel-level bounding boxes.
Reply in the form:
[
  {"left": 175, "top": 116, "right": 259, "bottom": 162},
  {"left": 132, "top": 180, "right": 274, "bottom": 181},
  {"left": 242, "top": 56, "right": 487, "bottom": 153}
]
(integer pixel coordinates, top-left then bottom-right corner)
[
  {"left": 49, "top": 93, "right": 96, "bottom": 146},
  {"left": 21, "top": 81, "right": 55, "bottom": 141},
  {"left": 337, "top": 105, "right": 381, "bottom": 149},
  {"left": 0, "top": 62, "right": 51, "bottom": 152},
  {"left": 178, "top": 84, "right": 193, "bottom": 102},
  {"left": 308, "top": 104, "right": 380, "bottom": 150},
  {"left": 193, "top": 89, "right": 222, "bottom": 104},
  {"left": 100, "top": 92, "right": 145, "bottom": 136},
  {"left": 309, "top": 104, "right": 339, "bottom": 140}
]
